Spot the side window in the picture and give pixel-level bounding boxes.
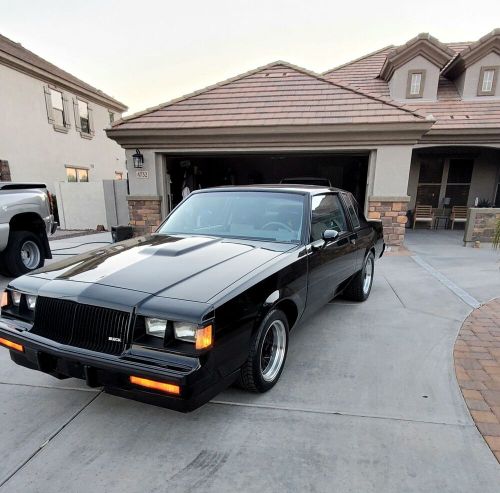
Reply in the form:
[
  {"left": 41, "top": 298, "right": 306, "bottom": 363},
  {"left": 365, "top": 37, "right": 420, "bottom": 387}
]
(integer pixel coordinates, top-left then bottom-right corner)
[
  {"left": 344, "top": 194, "right": 361, "bottom": 229},
  {"left": 310, "top": 194, "right": 348, "bottom": 242}
]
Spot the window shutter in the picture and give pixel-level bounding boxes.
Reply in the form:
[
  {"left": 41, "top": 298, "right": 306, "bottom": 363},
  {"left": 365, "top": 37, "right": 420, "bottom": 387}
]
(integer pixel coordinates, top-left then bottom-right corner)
[
  {"left": 88, "top": 105, "right": 95, "bottom": 135},
  {"left": 43, "top": 86, "right": 55, "bottom": 124},
  {"left": 73, "top": 97, "right": 81, "bottom": 132},
  {"left": 62, "top": 94, "right": 71, "bottom": 128}
]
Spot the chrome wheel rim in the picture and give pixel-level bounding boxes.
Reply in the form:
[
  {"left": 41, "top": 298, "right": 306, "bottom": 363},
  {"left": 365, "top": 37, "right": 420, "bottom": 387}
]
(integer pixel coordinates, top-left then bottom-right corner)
[
  {"left": 363, "top": 256, "right": 374, "bottom": 294},
  {"left": 260, "top": 320, "right": 287, "bottom": 382},
  {"left": 20, "top": 240, "right": 40, "bottom": 269}
]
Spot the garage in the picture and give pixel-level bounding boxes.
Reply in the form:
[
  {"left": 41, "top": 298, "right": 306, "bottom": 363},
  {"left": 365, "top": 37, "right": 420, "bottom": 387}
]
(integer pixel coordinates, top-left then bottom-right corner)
[
  {"left": 107, "top": 61, "right": 431, "bottom": 243},
  {"left": 165, "top": 152, "right": 369, "bottom": 210}
]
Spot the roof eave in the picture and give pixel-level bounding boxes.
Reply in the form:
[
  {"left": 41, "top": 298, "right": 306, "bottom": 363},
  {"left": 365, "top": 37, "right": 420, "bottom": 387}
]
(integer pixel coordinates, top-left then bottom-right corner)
[{"left": 0, "top": 50, "right": 127, "bottom": 112}]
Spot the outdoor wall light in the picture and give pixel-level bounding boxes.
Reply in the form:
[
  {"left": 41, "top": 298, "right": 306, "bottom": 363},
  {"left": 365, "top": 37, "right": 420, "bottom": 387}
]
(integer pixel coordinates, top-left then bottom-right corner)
[{"left": 132, "top": 149, "right": 144, "bottom": 168}]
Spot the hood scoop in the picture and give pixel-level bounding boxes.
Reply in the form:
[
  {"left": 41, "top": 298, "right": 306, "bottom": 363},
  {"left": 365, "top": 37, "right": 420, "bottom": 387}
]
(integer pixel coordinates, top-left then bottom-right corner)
[{"left": 141, "top": 236, "right": 221, "bottom": 257}]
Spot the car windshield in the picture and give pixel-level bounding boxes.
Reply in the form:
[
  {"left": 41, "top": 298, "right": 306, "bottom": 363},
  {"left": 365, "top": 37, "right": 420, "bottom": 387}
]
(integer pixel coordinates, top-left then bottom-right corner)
[{"left": 158, "top": 191, "right": 305, "bottom": 243}]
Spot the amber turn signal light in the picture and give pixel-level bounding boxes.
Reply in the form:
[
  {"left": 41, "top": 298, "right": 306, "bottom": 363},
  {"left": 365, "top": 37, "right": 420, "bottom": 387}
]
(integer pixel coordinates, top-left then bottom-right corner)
[
  {"left": 1, "top": 291, "right": 8, "bottom": 308},
  {"left": 129, "top": 376, "right": 180, "bottom": 395},
  {"left": 0, "top": 337, "right": 24, "bottom": 353},
  {"left": 195, "top": 324, "right": 213, "bottom": 350}
]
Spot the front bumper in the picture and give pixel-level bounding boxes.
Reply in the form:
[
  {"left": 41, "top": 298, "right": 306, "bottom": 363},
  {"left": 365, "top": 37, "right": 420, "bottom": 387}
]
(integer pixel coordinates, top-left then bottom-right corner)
[{"left": 0, "top": 318, "right": 235, "bottom": 412}]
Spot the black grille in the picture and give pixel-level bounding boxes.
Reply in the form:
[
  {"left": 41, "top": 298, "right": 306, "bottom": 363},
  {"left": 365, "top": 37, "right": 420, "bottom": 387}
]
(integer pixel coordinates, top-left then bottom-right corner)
[{"left": 32, "top": 297, "right": 131, "bottom": 355}]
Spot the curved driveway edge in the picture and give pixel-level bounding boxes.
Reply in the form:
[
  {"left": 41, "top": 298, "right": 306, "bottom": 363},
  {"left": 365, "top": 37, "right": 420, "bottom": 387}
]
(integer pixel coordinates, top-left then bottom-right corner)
[{"left": 454, "top": 298, "right": 500, "bottom": 463}]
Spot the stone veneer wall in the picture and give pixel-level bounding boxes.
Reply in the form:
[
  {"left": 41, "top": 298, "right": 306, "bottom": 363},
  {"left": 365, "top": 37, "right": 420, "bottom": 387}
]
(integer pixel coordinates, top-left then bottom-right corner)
[
  {"left": 367, "top": 197, "right": 409, "bottom": 247},
  {"left": 0, "top": 160, "right": 11, "bottom": 181},
  {"left": 127, "top": 196, "right": 162, "bottom": 236},
  {"left": 464, "top": 208, "right": 500, "bottom": 244}
]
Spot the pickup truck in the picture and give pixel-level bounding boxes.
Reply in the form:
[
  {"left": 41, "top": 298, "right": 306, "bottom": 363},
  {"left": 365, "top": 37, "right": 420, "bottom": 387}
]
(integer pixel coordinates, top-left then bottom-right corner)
[{"left": 0, "top": 183, "right": 57, "bottom": 277}]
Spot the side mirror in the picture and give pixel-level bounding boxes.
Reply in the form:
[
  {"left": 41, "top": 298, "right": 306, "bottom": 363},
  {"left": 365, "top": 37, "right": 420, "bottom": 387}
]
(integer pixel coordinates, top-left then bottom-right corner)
[{"left": 322, "top": 229, "right": 339, "bottom": 243}]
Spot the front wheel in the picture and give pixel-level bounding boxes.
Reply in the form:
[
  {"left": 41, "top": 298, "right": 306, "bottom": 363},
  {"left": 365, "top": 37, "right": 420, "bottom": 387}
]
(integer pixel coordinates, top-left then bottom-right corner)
[
  {"left": 239, "top": 309, "right": 289, "bottom": 393},
  {"left": 343, "top": 251, "right": 375, "bottom": 302}
]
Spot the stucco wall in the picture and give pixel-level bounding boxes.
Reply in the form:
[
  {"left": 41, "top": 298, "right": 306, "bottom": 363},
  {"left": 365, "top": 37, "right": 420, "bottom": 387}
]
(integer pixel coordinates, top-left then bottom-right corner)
[
  {"left": 0, "top": 63, "right": 126, "bottom": 192},
  {"left": 371, "top": 145, "right": 413, "bottom": 197},
  {"left": 55, "top": 182, "right": 107, "bottom": 230},
  {"left": 388, "top": 55, "right": 440, "bottom": 101},
  {"left": 455, "top": 52, "right": 500, "bottom": 100}
]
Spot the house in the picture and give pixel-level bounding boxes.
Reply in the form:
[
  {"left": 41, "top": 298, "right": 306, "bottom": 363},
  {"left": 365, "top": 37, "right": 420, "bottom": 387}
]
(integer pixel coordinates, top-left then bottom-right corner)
[
  {"left": 107, "top": 30, "right": 500, "bottom": 247},
  {"left": 0, "top": 33, "right": 128, "bottom": 229}
]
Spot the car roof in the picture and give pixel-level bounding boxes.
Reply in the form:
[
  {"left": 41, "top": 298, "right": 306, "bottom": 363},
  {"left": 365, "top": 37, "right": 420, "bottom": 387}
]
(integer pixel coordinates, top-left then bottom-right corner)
[{"left": 193, "top": 184, "right": 345, "bottom": 195}]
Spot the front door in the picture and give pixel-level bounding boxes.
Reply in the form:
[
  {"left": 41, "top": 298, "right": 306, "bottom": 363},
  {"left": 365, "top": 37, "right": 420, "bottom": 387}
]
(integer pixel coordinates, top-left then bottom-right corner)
[{"left": 304, "top": 193, "right": 358, "bottom": 316}]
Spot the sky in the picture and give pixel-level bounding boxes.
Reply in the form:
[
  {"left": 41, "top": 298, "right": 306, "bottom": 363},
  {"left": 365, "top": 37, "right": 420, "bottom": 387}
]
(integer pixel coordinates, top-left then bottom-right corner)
[{"left": 1, "top": 0, "right": 500, "bottom": 115}]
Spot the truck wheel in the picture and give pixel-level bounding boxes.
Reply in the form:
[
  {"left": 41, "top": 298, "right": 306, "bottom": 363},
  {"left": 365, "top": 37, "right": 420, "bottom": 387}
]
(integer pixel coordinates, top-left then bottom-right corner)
[
  {"left": 2, "top": 231, "right": 45, "bottom": 277},
  {"left": 343, "top": 251, "right": 374, "bottom": 302},
  {"left": 239, "top": 309, "right": 289, "bottom": 393}
]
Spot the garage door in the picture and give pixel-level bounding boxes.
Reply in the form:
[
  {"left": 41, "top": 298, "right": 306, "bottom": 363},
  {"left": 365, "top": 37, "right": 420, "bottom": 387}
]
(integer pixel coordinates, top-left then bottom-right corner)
[{"left": 165, "top": 152, "right": 369, "bottom": 211}]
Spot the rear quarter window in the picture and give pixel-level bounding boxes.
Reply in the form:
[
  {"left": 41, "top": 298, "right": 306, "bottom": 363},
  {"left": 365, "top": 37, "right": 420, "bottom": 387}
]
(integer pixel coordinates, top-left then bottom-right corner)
[{"left": 344, "top": 194, "right": 361, "bottom": 229}]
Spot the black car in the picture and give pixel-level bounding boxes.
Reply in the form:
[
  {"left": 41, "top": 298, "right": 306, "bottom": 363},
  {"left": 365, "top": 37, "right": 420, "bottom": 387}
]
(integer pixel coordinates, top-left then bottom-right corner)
[{"left": 0, "top": 185, "right": 384, "bottom": 412}]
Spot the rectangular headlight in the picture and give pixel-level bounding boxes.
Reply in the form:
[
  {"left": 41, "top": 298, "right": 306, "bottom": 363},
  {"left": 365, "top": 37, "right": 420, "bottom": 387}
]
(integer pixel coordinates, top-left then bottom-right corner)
[
  {"left": 145, "top": 318, "right": 167, "bottom": 338},
  {"left": 173, "top": 321, "right": 197, "bottom": 343},
  {"left": 11, "top": 291, "right": 22, "bottom": 306},
  {"left": 26, "top": 295, "right": 37, "bottom": 311}
]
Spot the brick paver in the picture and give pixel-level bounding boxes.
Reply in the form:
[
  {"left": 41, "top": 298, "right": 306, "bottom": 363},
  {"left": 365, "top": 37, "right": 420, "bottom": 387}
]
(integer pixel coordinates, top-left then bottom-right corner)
[{"left": 454, "top": 298, "right": 500, "bottom": 463}]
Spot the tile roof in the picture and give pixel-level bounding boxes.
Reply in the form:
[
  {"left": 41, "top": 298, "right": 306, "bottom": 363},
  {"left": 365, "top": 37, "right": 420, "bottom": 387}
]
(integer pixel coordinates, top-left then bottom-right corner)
[
  {"left": 113, "top": 61, "right": 425, "bottom": 130},
  {"left": 324, "top": 39, "right": 500, "bottom": 133},
  {"left": 0, "top": 33, "right": 126, "bottom": 111}
]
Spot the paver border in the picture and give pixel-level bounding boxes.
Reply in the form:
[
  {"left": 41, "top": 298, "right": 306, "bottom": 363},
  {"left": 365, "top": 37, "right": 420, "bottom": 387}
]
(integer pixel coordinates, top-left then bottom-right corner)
[{"left": 454, "top": 298, "right": 500, "bottom": 463}]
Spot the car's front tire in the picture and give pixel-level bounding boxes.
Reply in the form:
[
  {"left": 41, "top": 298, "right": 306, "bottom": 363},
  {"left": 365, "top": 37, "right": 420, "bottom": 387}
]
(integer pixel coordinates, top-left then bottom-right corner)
[
  {"left": 239, "top": 309, "right": 289, "bottom": 393},
  {"left": 343, "top": 251, "right": 375, "bottom": 302}
]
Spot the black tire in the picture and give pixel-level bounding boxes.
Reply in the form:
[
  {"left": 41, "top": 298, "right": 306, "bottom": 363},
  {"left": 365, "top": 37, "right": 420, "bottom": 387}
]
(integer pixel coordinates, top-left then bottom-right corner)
[
  {"left": 239, "top": 309, "right": 289, "bottom": 393},
  {"left": 1, "top": 231, "right": 45, "bottom": 277},
  {"left": 343, "top": 251, "right": 375, "bottom": 302}
]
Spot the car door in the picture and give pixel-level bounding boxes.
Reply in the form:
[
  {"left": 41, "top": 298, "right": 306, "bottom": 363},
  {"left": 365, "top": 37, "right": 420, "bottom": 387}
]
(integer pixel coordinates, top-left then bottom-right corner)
[{"left": 304, "top": 193, "right": 358, "bottom": 315}]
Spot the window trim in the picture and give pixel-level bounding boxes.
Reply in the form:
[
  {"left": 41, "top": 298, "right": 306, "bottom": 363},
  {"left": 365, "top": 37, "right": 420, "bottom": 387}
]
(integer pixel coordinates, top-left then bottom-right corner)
[
  {"left": 406, "top": 69, "right": 426, "bottom": 99},
  {"left": 43, "top": 85, "right": 71, "bottom": 133},
  {"left": 477, "top": 66, "right": 499, "bottom": 96}
]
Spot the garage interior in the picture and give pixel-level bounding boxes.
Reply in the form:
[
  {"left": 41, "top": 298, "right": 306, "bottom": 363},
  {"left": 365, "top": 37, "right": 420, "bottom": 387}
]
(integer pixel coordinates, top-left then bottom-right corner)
[{"left": 165, "top": 152, "right": 369, "bottom": 209}]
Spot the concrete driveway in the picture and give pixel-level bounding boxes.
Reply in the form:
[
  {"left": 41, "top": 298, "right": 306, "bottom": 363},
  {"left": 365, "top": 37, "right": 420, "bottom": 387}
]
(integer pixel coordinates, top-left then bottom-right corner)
[{"left": 0, "top": 230, "right": 499, "bottom": 492}]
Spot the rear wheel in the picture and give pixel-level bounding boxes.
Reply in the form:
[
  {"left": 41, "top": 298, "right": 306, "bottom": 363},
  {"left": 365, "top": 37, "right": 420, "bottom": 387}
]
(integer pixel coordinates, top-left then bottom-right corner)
[
  {"left": 343, "top": 251, "right": 375, "bottom": 302},
  {"left": 0, "top": 231, "right": 44, "bottom": 277},
  {"left": 239, "top": 309, "right": 289, "bottom": 393}
]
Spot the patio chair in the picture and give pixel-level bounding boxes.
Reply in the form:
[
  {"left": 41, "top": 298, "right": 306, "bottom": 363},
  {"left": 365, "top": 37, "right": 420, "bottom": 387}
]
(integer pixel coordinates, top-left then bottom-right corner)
[
  {"left": 450, "top": 206, "right": 468, "bottom": 230},
  {"left": 413, "top": 205, "right": 434, "bottom": 229}
]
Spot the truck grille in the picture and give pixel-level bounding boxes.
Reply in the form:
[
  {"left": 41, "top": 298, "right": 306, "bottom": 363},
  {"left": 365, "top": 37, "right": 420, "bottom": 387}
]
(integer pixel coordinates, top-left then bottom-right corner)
[{"left": 32, "top": 297, "right": 131, "bottom": 355}]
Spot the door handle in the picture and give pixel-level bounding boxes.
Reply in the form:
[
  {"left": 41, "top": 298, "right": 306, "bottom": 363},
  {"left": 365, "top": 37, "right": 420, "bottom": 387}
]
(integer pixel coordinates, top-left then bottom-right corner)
[{"left": 350, "top": 237, "right": 356, "bottom": 245}]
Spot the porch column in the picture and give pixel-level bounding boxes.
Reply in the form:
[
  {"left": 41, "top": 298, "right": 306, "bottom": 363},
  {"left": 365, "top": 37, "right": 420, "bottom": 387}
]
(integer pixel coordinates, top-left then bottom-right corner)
[
  {"left": 125, "top": 149, "right": 164, "bottom": 236},
  {"left": 368, "top": 146, "right": 413, "bottom": 248}
]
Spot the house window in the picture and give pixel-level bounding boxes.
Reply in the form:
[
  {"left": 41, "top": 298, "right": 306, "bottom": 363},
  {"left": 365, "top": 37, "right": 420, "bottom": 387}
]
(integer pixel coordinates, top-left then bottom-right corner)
[
  {"left": 416, "top": 159, "right": 444, "bottom": 207},
  {"left": 109, "top": 111, "right": 115, "bottom": 125},
  {"left": 78, "top": 101, "right": 90, "bottom": 133},
  {"left": 50, "top": 89, "right": 66, "bottom": 126},
  {"left": 406, "top": 70, "right": 425, "bottom": 98},
  {"left": 44, "top": 85, "right": 70, "bottom": 132},
  {"left": 66, "top": 167, "right": 89, "bottom": 182},
  {"left": 478, "top": 66, "right": 498, "bottom": 96},
  {"left": 445, "top": 159, "right": 474, "bottom": 206}
]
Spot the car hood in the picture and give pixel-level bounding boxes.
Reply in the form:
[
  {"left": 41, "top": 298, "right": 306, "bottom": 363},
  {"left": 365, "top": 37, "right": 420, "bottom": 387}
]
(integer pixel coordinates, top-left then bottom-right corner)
[{"left": 32, "top": 235, "right": 295, "bottom": 303}]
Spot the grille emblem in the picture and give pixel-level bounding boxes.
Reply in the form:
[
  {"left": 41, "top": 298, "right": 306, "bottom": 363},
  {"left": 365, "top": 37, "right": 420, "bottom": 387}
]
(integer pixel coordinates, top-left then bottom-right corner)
[{"left": 108, "top": 337, "right": 122, "bottom": 342}]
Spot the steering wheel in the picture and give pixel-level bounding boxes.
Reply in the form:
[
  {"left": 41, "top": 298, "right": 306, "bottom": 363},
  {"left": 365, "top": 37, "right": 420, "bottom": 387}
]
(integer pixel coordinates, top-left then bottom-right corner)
[{"left": 261, "top": 221, "right": 294, "bottom": 233}]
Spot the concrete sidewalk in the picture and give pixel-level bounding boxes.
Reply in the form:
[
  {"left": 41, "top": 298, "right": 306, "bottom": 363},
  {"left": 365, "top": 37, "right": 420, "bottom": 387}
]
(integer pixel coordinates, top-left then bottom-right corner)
[{"left": 0, "top": 231, "right": 499, "bottom": 492}]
